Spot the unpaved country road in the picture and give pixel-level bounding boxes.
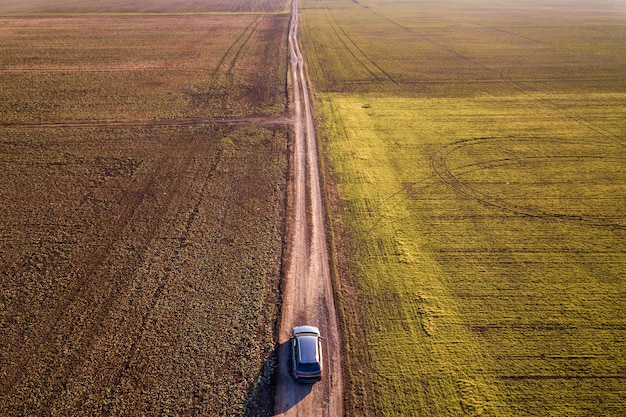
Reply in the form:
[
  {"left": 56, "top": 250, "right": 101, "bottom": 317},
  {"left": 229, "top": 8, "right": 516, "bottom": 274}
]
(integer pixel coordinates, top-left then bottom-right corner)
[{"left": 273, "top": 0, "right": 344, "bottom": 416}]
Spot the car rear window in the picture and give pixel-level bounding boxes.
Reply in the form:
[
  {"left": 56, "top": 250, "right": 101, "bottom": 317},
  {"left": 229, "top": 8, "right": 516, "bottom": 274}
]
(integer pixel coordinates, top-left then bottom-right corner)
[{"left": 297, "top": 362, "right": 321, "bottom": 373}]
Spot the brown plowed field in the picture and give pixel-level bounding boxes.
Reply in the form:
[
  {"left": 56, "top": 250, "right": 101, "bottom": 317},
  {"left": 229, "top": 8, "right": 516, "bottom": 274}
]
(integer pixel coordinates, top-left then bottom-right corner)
[{"left": 0, "top": 2, "right": 292, "bottom": 415}]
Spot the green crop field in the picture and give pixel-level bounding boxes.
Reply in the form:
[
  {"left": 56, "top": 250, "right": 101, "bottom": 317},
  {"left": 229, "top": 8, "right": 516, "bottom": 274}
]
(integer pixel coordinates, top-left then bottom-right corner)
[{"left": 301, "top": 0, "right": 626, "bottom": 415}]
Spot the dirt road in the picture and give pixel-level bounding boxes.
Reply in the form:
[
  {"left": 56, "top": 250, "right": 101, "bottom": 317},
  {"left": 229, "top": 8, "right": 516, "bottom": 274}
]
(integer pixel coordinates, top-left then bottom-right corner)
[{"left": 273, "top": 0, "right": 344, "bottom": 415}]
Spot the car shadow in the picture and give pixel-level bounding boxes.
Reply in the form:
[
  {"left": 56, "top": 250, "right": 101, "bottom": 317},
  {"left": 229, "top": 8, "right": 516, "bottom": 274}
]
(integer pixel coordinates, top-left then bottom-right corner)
[
  {"left": 272, "top": 340, "right": 313, "bottom": 415},
  {"left": 243, "top": 340, "right": 313, "bottom": 416},
  {"left": 243, "top": 342, "right": 278, "bottom": 417}
]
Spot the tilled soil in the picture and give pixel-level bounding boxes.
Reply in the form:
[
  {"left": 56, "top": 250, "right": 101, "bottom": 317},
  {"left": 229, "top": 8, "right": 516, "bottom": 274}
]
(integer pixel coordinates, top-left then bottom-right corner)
[
  {"left": 1, "top": 4, "right": 293, "bottom": 415},
  {"left": 0, "top": 123, "right": 289, "bottom": 416}
]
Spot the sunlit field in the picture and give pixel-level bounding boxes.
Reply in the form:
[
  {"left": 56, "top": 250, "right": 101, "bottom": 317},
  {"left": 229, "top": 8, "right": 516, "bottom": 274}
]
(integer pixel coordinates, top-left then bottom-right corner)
[{"left": 301, "top": 0, "right": 626, "bottom": 415}]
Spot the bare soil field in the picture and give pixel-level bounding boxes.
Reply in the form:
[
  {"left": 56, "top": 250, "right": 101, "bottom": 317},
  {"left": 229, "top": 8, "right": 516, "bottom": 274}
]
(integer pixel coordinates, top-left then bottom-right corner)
[
  {"left": 0, "top": 0, "right": 288, "bottom": 14},
  {"left": 0, "top": 1, "right": 291, "bottom": 415}
]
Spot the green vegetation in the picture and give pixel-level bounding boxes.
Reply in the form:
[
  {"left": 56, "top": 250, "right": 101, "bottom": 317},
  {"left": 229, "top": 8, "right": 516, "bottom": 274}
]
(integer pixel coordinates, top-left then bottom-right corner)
[{"left": 302, "top": 0, "right": 626, "bottom": 415}]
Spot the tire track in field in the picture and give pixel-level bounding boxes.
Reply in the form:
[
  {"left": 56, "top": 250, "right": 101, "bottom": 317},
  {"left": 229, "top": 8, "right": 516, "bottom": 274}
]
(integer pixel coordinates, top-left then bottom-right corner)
[
  {"left": 366, "top": 4, "right": 623, "bottom": 144},
  {"left": 356, "top": 2, "right": 624, "bottom": 144},
  {"left": 4, "top": 128, "right": 232, "bottom": 412},
  {"left": 212, "top": 15, "right": 264, "bottom": 81},
  {"left": 1, "top": 122, "right": 281, "bottom": 412},
  {"left": 356, "top": 6, "right": 625, "bottom": 184},
  {"left": 105, "top": 136, "right": 226, "bottom": 406},
  {"left": 430, "top": 136, "right": 626, "bottom": 228},
  {"left": 323, "top": 7, "right": 397, "bottom": 85},
  {"left": 353, "top": 4, "right": 514, "bottom": 89},
  {"left": 0, "top": 140, "right": 181, "bottom": 403},
  {"left": 498, "top": 63, "right": 624, "bottom": 144},
  {"left": 0, "top": 67, "right": 197, "bottom": 74},
  {"left": 463, "top": 19, "right": 625, "bottom": 144}
]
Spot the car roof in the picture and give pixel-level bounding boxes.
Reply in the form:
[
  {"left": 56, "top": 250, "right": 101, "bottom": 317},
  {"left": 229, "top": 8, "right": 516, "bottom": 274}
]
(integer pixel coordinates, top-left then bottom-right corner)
[
  {"left": 293, "top": 325, "right": 320, "bottom": 336},
  {"left": 297, "top": 335, "right": 319, "bottom": 363}
]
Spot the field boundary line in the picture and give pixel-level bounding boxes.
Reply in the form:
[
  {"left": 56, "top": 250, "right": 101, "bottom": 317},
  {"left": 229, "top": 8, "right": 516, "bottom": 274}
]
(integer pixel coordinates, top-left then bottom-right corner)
[{"left": 0, "top": 116, "right": 292, "bottom": 129}]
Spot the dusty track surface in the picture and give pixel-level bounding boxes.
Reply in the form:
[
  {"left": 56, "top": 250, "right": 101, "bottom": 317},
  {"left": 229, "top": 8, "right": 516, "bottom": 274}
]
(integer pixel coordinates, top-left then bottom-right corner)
[{"left": 274, "top": 0, "right": 344, "bottom": 416}]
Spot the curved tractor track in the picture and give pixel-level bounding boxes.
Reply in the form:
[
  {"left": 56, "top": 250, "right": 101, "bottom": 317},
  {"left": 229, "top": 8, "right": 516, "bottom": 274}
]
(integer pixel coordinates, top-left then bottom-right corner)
[
  {"left": 274, "top": 0, "right": 343, "bottom": 416},
  {"left": 430, "top": 136, "right": 626, "bottom": 228}
]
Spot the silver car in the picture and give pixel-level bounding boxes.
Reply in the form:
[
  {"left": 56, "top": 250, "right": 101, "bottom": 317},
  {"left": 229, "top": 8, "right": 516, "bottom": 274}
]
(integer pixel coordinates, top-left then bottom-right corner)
[{"left": 291, "top": 325, "right": 323, "bottom": 383}]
